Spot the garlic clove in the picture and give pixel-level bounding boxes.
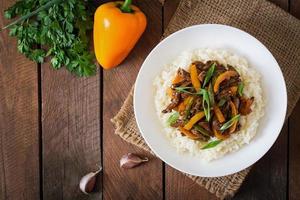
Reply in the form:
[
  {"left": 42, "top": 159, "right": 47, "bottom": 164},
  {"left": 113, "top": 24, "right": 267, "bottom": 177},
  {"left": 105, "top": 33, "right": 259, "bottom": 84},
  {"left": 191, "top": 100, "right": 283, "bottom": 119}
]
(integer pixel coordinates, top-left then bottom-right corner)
[
  {"left": 79, "top": 167, "right": 102, "bottom": 194},
  {"left": 120, "top": 153, "right": 149, "bottom": 169}
]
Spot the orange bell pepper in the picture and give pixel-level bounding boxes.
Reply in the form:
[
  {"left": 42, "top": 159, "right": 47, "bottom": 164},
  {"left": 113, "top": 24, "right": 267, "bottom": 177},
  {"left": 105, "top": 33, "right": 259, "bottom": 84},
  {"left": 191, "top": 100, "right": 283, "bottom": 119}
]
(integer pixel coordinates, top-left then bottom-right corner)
[
  {"left": 213, "top": 71, "right": 238, "bottom": 93},
  {"left": 190, "top": 64, "right": 201, "bottom": 91},
  {"left": 167, "top": 87, "right": 173, "bottom": 98},
  {"left": 229, "top": 100, "right": 238, "bottom": 134},
  {"left": 184, "top": 111, "right": 205, "bottom": 130},
  {"left": 93, "top": 0, "right": 147, "bottom": 69},
  {"left": 213, "top": 127, "right": 230, "bottom": 140},
  {"left": 172, "top": 74, "right": 184, "bottom": 84},
  {"left": 179, "top": 127, "right": 200, "bottom": 140},
  {"left": 230, "top": 86, "right": 238, "bottom": 95},
  {"left": 177, "top": 96, "right": 193, "bottom": 112},
  {"left": 213, "top": 105, "right": 225, "bottom": 123}
]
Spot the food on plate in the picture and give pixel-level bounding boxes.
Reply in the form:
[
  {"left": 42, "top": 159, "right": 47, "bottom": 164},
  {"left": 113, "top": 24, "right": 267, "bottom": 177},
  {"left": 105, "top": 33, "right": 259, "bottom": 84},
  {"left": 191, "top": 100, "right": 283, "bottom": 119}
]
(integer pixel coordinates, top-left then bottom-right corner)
[{"left": 154, "top": 49, "right": 264, "bottom": 161}]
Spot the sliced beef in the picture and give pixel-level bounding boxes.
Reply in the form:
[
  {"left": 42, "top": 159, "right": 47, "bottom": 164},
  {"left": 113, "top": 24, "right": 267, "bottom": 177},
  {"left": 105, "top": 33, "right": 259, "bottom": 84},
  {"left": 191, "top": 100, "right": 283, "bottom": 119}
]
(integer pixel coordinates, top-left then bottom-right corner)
[
  {"left": 239, "top": 97, "right": 254, "bottom": 115},
  {"left": 191, "top": 129, "right": 210, "bottom": 141},
  {"left": 170, "top": 119, "right": 185, "bottom": 128},
  {"left": 162, "top": 91, "right": 181, "bottom": 113},
  {"left": 190, "top": 97, "right": 202, "bottom": 116}
]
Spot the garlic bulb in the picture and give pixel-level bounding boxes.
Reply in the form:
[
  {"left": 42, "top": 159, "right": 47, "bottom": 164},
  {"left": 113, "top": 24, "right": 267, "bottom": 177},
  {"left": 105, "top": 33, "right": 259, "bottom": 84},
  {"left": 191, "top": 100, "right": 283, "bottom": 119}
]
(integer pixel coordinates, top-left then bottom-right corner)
[
  {"left": 120, "top": 153, "right": 149, "bottom": 169},
  {"left": 79, "top": 167, "right": 102, "bottom": 194}
]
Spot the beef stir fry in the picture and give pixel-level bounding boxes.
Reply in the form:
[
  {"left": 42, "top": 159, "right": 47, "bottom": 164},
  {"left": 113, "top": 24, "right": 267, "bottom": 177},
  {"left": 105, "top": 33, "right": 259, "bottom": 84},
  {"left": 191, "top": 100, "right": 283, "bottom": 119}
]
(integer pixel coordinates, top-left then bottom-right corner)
[{"left": 163, "top": 61, "right": 254, "bottom": 148}]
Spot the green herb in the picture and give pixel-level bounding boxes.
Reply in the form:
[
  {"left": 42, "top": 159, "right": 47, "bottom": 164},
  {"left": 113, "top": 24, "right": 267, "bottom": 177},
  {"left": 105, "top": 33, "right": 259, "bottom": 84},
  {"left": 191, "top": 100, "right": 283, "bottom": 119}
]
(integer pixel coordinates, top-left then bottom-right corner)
[
  {"left": 238, "top": 82, "right": 244, "bottom": 96},
  {"left": 220, "top": 114, "right": 240, "bottom": 131},
  {"left": 167, "top": 112, "right": 179, "bottom": 126},
  {"left": 194, "top": 125, "right": 211, "bottom": 137},
  {"left": 203, "top": 63, "right": 216, "bottom": 87},
  {"left": 3, "top": 0, "right": 96, "bottom": 76},
  {"left": 175, "top": 86, "right": 194, "bottom": 94},
  {"left": 200, "top": 89, "right": 211, "bottom": 121},
  {"left": 201, "top": 140, "right": 222, "bottom": 149},
  {"left": 218, "top": 98, "right": 226, "bottom": 107},
  {"left": 208, "top": 83, "right": 215, "bottom": 105}
]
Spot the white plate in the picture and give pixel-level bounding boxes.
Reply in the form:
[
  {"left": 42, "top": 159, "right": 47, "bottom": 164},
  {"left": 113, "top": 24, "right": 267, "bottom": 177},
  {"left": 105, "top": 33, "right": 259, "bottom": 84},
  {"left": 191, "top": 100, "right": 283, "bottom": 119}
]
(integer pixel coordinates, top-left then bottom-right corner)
[{"left": 134, "top": 24, "right": 287, "bottom": 177}]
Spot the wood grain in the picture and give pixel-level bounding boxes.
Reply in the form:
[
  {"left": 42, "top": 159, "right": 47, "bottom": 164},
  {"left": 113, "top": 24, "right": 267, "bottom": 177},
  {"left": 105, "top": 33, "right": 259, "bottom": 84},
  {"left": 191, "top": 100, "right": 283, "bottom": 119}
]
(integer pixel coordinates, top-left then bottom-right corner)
[
  {"left": 163, "top": 0, "right": 180, "bottom": 29},
  {"left": 0, "top": 0, "right": 40, "bottom": 199},
  {"left": 290, "top": 0, "right": 300, "bottom": 18},
  {"left": 289, "top": 0, "right": 300, "bottom": 188},
  {"left": 289, "top": 101, "right": 300, "bottom": 200},
  {"left": 41, "top": 65, "right": 101, "bottom": 199},
  {"left": 102, "top": 0, "right": 163, "bottom": 199},
  {"left": 289, "top": 3, "right": 300, "bottom": 199}
]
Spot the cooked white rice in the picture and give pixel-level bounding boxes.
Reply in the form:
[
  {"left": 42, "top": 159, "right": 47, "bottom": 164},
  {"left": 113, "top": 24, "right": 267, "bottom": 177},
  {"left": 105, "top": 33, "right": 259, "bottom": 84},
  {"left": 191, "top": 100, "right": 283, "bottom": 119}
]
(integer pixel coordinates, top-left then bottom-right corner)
[{"left": 153, "top": 48, "right": 265, "bottom": 161}]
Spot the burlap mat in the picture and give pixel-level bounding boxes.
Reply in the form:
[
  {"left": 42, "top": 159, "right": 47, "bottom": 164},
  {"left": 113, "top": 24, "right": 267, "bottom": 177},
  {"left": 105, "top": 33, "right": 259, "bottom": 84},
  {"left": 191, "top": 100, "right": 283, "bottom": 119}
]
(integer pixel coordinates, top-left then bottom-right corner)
[{"left": 112, "top": 0, "right": 300, "bottom": 199}]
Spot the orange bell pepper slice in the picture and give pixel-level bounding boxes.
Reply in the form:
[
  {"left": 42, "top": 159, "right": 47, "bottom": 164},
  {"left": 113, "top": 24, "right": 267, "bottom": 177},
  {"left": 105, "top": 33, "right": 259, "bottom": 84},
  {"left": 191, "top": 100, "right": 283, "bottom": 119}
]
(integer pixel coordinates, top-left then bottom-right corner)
[
  {"left": 177, "top": 96, "right": 193, "bottom": 113},
  {"left": 213, "top": 105, "right": 225, "bottom": 123},
  {"left": 213, "top": 126, "right": 230, "bottom": 140},
  {"left": 213, "top": 71, "right": 238, "bottom": 93},
  {"left": 184, "top": 111, "right": 205, "bottom": 130},
  {"left": 190, "top": 64, "right": 201, "bottom": 91},
  {"left": 179, "top": 127, "right": 200, "bottom": 140},
  {"left": 229, "top": 101, "right": 238, "bottom": 134},
  {"left": 230, "top": 86, "right": 238, "bottom": 95},
  {"left": 167, "top": 87, "right": 173, "bottom": 98},
  {"left": 172, "top": 74, "right": 184, "bottom": 84}
]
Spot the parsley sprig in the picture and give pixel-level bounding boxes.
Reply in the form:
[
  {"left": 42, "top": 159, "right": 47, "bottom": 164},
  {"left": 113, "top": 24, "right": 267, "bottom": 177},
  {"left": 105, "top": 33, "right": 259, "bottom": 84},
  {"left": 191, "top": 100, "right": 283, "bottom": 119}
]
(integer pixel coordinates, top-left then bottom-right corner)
[{"left": 3, "top": 0, "right": 96, "bottom": 76}]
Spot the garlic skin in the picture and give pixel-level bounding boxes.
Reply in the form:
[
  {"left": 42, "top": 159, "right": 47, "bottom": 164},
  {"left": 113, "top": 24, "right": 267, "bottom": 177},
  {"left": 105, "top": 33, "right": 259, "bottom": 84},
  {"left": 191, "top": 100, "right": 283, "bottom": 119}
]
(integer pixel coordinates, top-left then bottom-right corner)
[
  {"left": 120, "top": 153, "right": 149, "bottom": 169},
  {"left": 79, "top": 167, "right": 102, "bottom": 194}
]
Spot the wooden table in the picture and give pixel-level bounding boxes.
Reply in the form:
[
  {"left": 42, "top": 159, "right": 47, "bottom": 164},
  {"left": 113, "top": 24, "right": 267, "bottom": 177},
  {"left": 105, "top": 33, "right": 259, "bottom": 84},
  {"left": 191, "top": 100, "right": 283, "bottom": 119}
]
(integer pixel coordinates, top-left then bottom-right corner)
[{"left": 0, "top": 0, "right": 300, "bottom": 199}]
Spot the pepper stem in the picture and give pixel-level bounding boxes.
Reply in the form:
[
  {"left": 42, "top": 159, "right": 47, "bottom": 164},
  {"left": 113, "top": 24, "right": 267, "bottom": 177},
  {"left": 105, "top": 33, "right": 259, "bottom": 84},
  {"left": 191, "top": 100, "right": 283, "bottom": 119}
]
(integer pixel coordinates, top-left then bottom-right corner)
[{"left": 120, "top": 0, "right": 132, "bottom": 13}]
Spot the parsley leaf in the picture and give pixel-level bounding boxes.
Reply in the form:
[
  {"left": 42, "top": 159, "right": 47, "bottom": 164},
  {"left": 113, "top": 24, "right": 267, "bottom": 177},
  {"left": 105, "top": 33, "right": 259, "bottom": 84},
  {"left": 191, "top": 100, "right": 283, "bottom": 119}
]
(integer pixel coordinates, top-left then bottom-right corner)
[{"left": 3, "top": 0, "right": 96, "bottom": 77}]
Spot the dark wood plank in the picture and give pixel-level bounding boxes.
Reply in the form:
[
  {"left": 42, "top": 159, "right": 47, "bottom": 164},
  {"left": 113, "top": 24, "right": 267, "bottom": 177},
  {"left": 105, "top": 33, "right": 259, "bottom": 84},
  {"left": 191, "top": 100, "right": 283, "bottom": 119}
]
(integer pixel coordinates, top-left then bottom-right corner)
[
  {"left": 163, "top": 0, "right": 180, "bottom": 29},
  {"left": 289, "top": 0, "right": 300, "bottom": 195},
  {"left": 288, "top": 0, "right": 300, "bottom": 200},
  {"left": 0, "top": 1, "right": 40, "bottom": 199},
  {"left": 290, "top": 0, "right": 300, "bottom": 18},
  {"left": 102, "top": 0, "right": 163, "bottom": 199},
  {"left": 163, "top": 1, "right": 217, "bottom": 199},
  {"left": 41, "top": 65, "right": 101, "bottom": 199},
  {"left": 289, "top": 101, "right": 300, "bottom": 200}
]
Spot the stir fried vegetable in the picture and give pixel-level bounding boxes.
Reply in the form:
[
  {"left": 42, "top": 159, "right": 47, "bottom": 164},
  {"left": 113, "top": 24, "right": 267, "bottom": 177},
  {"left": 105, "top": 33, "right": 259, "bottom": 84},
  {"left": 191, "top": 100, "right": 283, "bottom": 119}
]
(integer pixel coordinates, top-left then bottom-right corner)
[
  {"left": 201, "top": 140, "right": 222, "bottom": 149},
  {"left": 184, "top": 111, "right": 205, "bottom": 130},
  {"left": 213, "top": 105, "right": 225, "bottom": 123},
  {"left": 190, "top": 64, "right": 201, "bottom": 91},
  {"left": 213, "top": 71, "right": 238, "bottom": 93},
  {"left": 179, "top": 127, "right": 200, "bottom": 140},
  {"left": 162, "top": 60, "right": 255, "bottom": 148},
  {"left": 203, "top": 63, "right": 216, "bottom": 87}
]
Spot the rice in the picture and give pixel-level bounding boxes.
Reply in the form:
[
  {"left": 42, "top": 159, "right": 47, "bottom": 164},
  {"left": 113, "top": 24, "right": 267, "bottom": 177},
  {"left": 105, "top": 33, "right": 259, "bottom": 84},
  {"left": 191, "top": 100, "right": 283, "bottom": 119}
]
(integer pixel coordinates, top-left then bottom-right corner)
[{"left": 153, "top": 48, "right": 265, "bottom": 161}]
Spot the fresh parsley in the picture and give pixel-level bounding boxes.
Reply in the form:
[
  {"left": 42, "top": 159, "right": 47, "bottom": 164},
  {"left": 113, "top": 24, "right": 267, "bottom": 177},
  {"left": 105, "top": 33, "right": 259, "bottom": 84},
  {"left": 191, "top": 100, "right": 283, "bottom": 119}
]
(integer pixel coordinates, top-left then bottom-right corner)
[{"left": 3, "top": 0, "right": 96, "bottom": 76}]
